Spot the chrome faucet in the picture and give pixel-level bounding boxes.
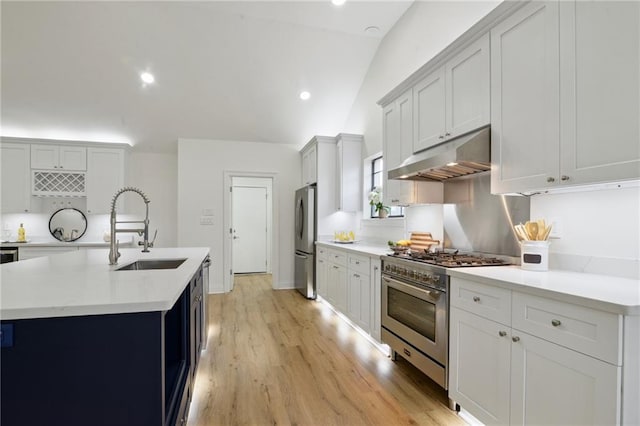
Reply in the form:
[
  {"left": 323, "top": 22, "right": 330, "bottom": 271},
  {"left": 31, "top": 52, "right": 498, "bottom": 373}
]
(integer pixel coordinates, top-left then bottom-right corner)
[{"left": 109, "top": 187, "right": 157, "bottom": 265}]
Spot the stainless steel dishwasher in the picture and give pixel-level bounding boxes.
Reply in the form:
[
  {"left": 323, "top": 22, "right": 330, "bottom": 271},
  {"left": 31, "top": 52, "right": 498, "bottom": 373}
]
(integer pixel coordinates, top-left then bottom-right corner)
[{"left": 201, "top": 256, "right": 211, "bottom": 349}]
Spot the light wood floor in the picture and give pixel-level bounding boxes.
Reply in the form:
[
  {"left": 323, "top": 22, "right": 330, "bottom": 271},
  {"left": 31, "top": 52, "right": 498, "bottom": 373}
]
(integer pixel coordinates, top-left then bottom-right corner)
[{"left": 187, "top": 274, "right": 464, "bottom": 426}]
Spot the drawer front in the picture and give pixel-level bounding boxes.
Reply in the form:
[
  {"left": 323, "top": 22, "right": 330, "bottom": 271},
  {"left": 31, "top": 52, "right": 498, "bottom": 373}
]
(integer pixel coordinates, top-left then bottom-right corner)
[
  {"left": 450, "top": 278, "right": 511, "bottom": 325},
  {"left": 327, "top": 249, "right": 347, "bottom": 267},
  {"left": 347, "top": 253, "right": 370, "bottom": 275},
  {"left": 18, "top": 246, "right": 78, "bottom": 260},
  {"left": 512, "top": 292, "right": 622, "bottom": 365},
  {"left": 317, "top": 246, "right": 328, "bottom": 261}
]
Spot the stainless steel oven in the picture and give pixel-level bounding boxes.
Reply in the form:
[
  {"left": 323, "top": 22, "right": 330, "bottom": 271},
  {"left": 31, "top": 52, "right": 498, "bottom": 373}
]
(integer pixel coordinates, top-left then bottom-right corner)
[
  {"left": 1, "top": 247, "right": 19, "bottom": 263},
  {"left": 381, "top": 256, "right": 449, "bottom": 389}
]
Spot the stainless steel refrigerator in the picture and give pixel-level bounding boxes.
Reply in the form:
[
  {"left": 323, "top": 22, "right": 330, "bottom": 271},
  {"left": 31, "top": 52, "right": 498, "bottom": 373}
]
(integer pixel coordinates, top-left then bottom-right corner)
[{"left": 294, "top": 185, "right": 316, "bottom": 299}]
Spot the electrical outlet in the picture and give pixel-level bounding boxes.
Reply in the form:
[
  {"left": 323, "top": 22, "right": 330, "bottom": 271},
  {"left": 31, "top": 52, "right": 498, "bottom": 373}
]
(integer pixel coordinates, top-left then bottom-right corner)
[
  {"left": 548, "top": 218, "right": 561, "bottom": 238},
  {"left": 202, "top": 208, "right": 214, "bottom": 216},
  {"left": 200, "top": 216, "right": 214, "bottom": 226}
]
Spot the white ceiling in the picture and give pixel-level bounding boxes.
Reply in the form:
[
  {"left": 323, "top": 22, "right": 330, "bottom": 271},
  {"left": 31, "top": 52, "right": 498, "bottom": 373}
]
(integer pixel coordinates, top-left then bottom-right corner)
[{"left": 1, "top": 1, "right": 413, "bottom": 152}]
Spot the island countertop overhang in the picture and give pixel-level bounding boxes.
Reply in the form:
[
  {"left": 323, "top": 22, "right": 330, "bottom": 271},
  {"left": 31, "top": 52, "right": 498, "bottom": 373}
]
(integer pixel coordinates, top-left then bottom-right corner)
[{"left": 0, "top": 247, "right": 210, "bottom": 320}]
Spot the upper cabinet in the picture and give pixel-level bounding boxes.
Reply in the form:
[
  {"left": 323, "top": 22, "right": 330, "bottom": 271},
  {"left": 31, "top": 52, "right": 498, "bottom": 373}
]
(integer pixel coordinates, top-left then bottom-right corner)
[
  {"left": 86, "top": 148, "right": 125, "bottom": 214},
  {"left": 1, "top": 143, "right": 31, "bottom": 213},
  {"left": 492, "top": 1, "right": 639, "bottom": 194},
  {"left": 383, "top": 93, "right": 442, "bottom": 206},
  {"left": 31, "top": 144, "right": 86, "bottom": 171},
  {"left": 414, "top": 34, "right": 490, "bottom": 154},
  {"left": 335, "top": 134, "right": 363, "bottom": 212},
  {"left": 301, "top": 144, "right": 317, "bottom": 186}
]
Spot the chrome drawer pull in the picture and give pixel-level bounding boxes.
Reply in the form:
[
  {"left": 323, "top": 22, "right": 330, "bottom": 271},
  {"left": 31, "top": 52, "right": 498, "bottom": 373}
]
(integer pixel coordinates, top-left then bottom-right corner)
[
  {"left": 551, "top": 319, "right": 561, "bottom": 327},
  {"left": 499, "top": 331, "right": 507, "bottom": 337},
  {"left": 473, "top": 296, "right": 480, "bottom": 302},
  {"left": 512, "top": 336, "right": 520, "bottom": 342}
]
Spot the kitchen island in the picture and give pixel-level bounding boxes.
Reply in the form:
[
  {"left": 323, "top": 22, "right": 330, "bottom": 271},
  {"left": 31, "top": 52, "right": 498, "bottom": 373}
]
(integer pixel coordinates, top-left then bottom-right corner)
[{"left": 0, "top": 247, "right": 209, "bottom": 426}]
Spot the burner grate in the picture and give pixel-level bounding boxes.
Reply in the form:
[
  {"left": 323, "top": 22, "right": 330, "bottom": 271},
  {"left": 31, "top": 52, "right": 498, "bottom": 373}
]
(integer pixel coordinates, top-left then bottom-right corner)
[{"left": 390, "top": 250, "right": 509, "bottom": 267}]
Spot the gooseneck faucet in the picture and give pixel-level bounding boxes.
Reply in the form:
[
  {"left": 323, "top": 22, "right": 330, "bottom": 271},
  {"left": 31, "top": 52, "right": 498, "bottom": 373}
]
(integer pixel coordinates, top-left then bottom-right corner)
[{"left": 109, "top": 187, "right": 156, "bottom": 265}]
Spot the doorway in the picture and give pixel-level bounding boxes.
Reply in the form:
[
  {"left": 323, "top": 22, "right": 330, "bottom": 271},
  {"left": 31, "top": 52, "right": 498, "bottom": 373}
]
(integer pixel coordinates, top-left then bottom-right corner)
[
  {"left": 223, "top": 172, "right": 279, "bottom": 293},
  {"left": 231, "top": 177, "right": 272, "bottom": 274}
]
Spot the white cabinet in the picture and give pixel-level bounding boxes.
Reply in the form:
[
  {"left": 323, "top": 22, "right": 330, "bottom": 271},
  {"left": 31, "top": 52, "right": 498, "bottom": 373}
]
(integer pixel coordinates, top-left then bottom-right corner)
[
  {"left": 301, "top": 144, "right": 317, "bottom": 185},
  {"left": 31, "top": 144, "right": 86, "bottom": 171},
  {"left": 316, "top": 247, "right": 328, "bottom": 299},
  {"left": 382, "top": 94, "right": 444, "bottom": 207},
  {"left": 316, "top": 244, "right": 382, "bottom": 344},
  {"left": 86, "top": 148, "right": 125, "bottom": 214},
  {"left": 413, "top": 34, "right": 490, "bottom": 154},
  {"left": 346, "top": 253, "right": 371, "bottom": 333},
  {"left": 492, "top": 1, "right": 639, "bottom": 194},
  {"left": 558, "top": 1, "right": 640, "bottom": 187},
  {"left": 449, "top": 276, "right": 623, "bottom": 426},
  {"left": 1, "top": 143, "right": 31, "bottom": 213},
  {"left": 490, "top": 1, "right": 560, "bottom": 194},
  {"left": 370, "top": 257, "right": 382, "bottom": 342},
  {"left": 335, "top": 134, "right": 362, "bottom": 212},
  {"left": 413, "top": 67, "right": 446, "bottom": 153}
]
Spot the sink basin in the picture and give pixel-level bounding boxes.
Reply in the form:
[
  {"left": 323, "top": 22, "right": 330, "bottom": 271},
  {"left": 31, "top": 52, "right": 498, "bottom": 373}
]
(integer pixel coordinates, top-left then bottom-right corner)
[{"left": 116, "top": 258, "right": 187, "bottom": 271}]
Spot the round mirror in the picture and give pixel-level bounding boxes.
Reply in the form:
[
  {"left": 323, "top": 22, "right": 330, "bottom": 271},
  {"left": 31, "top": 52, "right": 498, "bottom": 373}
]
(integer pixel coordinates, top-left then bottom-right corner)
[{"left": 49, "top": 208, "right": 87, "bottom": 242}]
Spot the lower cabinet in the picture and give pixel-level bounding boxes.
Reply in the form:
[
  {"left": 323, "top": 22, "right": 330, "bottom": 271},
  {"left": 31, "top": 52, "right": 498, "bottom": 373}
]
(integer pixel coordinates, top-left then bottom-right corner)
[
  {"left": 19, "top": 246, "right": 78, "bottom": 260},
  {"left": 449, "top": 277, "right": 623, "bottom": 426},
  {"left": 316, "top": 244, "right": 382, "bottom": 344}
]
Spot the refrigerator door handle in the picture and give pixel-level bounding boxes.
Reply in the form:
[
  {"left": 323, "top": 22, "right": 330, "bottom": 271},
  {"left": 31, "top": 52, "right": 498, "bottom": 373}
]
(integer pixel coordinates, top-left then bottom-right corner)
[{"left": 295, "top": 252, "right": 308, "bottom": 260}]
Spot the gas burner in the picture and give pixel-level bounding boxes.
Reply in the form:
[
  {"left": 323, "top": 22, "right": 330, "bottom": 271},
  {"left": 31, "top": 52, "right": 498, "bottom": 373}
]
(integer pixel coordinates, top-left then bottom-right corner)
[{"left": 390, "top": 249, "right": 509, "bottom": 268}]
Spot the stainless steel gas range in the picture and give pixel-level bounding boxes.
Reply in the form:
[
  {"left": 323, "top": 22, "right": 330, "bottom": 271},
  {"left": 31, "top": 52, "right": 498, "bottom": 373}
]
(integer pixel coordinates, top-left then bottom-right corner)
[{"left": 381, "top": 251, "right": 510, "bottom": 393}]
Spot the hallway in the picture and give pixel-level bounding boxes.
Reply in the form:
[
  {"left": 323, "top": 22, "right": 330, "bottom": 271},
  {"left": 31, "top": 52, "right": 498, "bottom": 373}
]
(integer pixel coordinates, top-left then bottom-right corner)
[{"left": 187, "top": 274, "right": 464, "bottom": 425}]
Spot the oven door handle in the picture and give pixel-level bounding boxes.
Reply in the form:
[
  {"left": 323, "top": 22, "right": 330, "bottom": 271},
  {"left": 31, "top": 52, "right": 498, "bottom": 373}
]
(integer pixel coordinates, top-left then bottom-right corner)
[{"left": 382, "top": 275, "right": 442, "bottom": 301}]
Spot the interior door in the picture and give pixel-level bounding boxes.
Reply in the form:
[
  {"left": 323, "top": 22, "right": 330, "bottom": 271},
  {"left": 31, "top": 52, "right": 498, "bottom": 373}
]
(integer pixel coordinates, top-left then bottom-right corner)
[{"left": 232, "top": 186, "right": 267, "bottom": 274}]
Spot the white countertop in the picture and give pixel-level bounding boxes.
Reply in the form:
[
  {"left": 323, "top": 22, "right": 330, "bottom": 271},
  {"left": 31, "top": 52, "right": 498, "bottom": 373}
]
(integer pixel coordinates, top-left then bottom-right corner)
[
  {"left": 316, "top": 240, "right": 390, "bottom": 257},
  {"left": 1, "top": 236, "right": 134, "bottom": 248},
  {"left": 0, "top": 247, "right": 209, "bottom": 320},
  {"left": 448, "top": 266, "right": 640, "bottom": 316}
]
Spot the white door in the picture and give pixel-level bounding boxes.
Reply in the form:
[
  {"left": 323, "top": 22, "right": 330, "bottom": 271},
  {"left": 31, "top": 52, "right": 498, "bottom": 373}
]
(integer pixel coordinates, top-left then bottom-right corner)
[{"left": 232, "top": 186, "right": 267, "bottom": 274}]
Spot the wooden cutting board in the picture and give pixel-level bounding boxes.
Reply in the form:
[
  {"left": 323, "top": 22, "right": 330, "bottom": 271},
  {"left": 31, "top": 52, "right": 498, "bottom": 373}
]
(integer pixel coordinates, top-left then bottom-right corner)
[{"left": 410, "top": 232, "right": 439, "bottom": 251}]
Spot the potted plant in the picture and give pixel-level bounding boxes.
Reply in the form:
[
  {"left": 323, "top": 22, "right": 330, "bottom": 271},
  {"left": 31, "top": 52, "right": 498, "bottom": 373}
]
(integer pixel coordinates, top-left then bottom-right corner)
[{"left": 368, "top": 187, "right": 390, "bottom": 218}]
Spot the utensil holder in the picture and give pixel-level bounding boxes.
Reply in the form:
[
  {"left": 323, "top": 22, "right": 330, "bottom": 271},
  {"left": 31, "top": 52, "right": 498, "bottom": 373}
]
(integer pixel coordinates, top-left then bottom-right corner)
[{"left": 520, "top": 241, "right": 550, "bottom": 271}]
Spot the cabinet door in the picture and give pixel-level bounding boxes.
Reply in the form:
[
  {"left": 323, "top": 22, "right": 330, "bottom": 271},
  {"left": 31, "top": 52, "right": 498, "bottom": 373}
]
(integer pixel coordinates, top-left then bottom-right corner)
[
  {"left": 335, "top": 138, "right": 361, "bottom": 212},
  {"left": 382, "top": 100, "right": 415, "bottom": 206},
  {"left": 449, "top": 307, "right": 511, "bottom": 426},
  {"left": 307, "top": 145, "right": 317, "bottom": 185},
  {"left": 86, "top": 148, "right": 125, "bottom": 214},
  {"left": 559, "top": 1, "right": 640, "bottom": 186},
  {"left": 413, "top": 67, "right": 446, "bottom": 153},
  {"left": 59, "top": 146, "right": 86, "bottom": 171},
  {"left": 333, "top": 264, "right": 348, "bottom": 313},
  {"left": 316, "top": 258, "right": 328, "bottom": 298},
  {"left": 347, "top": 271, "right": 370, "bottom": 333},
  {"left": 510, "top": 331, "right": 621, "bottom": 426},
  {"left": 301, "top": 150, "right": 309, "bottom": 185},
  {"left": 1, "top": 143, "right": 31, "bottom": 213},
  {"left": 326, "top": 263, "right": 339, "bottom": 306},
  {"left": 370, "top": 258, "right": 382, "bottom": 342},
  {"left": 446, "top": 34, "right": 490, "bottom": 139},
  {"left": 490, "top": 2, "right": 560, "bottom": 194},
  {"left": 30, "top": 144, "right": 59, "bottom": 169}
]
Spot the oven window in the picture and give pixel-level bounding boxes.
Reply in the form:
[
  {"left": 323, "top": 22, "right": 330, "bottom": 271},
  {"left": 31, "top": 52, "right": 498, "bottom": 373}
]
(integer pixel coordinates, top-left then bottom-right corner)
[{"left": 388, "top": 287, "right": 436, "bottom": 341}]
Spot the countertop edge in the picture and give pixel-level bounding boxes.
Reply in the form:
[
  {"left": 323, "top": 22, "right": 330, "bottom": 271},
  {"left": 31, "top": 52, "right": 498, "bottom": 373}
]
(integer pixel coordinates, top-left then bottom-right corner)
[{"left": 316, "top": 241, "right": 388, "bottom": 257}]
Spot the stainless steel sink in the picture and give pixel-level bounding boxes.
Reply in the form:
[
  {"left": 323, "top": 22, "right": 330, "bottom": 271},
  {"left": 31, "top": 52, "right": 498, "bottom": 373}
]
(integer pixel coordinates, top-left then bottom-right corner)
[{"left": 116, "top": 258, "right": 187, "bottom": 271}]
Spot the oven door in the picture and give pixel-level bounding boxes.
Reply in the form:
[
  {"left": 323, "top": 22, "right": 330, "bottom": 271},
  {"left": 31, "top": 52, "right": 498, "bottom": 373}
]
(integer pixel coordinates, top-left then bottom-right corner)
[
  {"left": 381, "top": 274, "right": 447, "bottom": 365},
  {"left": 0, "top": 248, "right": 19, "bottom": 263}
]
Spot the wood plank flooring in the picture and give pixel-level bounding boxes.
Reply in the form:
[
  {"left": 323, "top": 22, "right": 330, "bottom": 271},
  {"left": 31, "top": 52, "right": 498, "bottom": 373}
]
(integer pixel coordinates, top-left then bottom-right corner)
[{"left": 187, "top": 274, "right": 464, "bottom": 426}]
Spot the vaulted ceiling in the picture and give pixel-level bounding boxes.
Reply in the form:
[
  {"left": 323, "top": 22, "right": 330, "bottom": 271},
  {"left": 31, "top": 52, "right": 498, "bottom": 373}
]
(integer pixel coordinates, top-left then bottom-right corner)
[{"left": 1, "top": 1, "right": 413, "bottom": 152}]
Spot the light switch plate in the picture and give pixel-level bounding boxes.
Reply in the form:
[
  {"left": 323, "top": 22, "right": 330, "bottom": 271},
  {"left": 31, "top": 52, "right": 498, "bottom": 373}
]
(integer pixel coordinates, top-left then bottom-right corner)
[{"left": 200, "top": 216, "right": 214, "bottom": 225}]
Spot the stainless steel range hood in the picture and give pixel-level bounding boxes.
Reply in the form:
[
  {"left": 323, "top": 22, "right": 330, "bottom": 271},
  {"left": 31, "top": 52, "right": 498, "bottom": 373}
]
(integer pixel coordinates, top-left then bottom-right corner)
[{"left": 388, "top": 126, "right": 491, "bottom": 181}]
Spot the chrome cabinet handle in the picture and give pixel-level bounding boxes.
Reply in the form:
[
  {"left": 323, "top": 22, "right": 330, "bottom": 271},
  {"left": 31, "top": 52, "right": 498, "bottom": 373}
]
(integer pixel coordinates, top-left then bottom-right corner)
[
  {"left": 512, "top": 336, "right": 520, "bottom": 342},
  {"left": 354, "top": 273, "right": 360, "bottom": 278},
  {"left": 547, "top": 177, "right": 556, "bottom": 183},
  {"left": 561, "top": 175, "right": 570, "bottom": 181},
  {"left": 499, "top": 331, "right": 507, "bottom": 337},
  {"left": 551, "top": 319, "right": 561, "bottom": 327},
  {"left": 439, "top": 135, "right": 445, "bottom": 139},
  {"left": 355, "top": 261, "right": 360, "bottom": 265},
  {"left": 473, "top": 296, "right": 480, "bottom": 302},
  {"left": 333, "top": 266, "right": 339, "bottom": 269},
  {"left": 445, "top": 132, "right": 451, "bottom": 136}
]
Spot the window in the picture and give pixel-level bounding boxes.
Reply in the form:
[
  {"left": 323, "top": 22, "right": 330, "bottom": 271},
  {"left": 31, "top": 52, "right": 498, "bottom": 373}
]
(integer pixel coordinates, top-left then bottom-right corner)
[{"left": 370, "top": 156, "right": 404, "bottom": 218}]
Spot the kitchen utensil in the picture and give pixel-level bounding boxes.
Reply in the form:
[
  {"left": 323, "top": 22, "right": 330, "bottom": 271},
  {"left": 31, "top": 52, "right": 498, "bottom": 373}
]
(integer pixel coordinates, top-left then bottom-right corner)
[
  {"left": 409, "top": 232, "right": 440, "bottom": 251},
  {"left": 525, "top": 222, "right": 538, "bottom": 241},
  {"left": 542, "top": 224, "right": 553, "bottom": 241}
]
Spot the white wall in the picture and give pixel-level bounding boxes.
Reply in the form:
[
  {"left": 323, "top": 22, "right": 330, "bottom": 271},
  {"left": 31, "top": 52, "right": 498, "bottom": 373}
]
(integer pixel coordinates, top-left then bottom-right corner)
[
  {"left": 343, "top": 1, "right": 501, "bottom": 157},
  {"left": 128, "top": 152, "right": 178, "bottom": 248},
  {"left": 177, "top": 138, "right": 300, "bottom": 292}
]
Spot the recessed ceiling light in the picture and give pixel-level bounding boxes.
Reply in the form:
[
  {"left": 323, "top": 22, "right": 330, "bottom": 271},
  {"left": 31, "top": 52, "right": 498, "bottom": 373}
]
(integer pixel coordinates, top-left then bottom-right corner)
[
  {"left": 365, "top": 26, "right": 380, "bottom": 35},
  {"left": 332, "top": 0, "right": 346, "bottom": 6},
  {"left": 299, "top": 91, "right": 311, "bottom": 100},
  {"left": 140, "top": 72, "right": 155, "bottom": 84}
]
